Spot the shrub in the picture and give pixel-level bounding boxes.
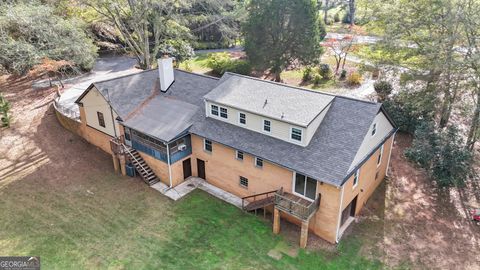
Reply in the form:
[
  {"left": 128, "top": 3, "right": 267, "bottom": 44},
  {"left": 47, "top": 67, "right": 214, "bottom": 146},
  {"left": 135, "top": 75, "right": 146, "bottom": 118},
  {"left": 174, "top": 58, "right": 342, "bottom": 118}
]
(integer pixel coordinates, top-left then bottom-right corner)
[
  {"left": 0, "top": 94, "right": 12, "bottom": 128},
  {"left": 405, "top": 123, "right": 472, "bottom": 187},
  {"left": 334, "top": 12, "right": 341, "bottom": 23},
  {"left": 313, "top": 74, "right": 322, "bottom": 85},
  {"left": 346, "top": 71, "right": 362, "bottom": 86},
  {"left": 302, "top": 66, "right": 313, "bottom": 82},
  {"left": 318, "top": 64, "right": 332, "bottom": 80},
  {"left": 340, "top": 69, "right": 347, "bottom": 80},
  {"left": 205, "top": 52, "right": 251, "bottom": 76},
  {"left": 374, "top": 80, "right": 393, "bottom": 102}
]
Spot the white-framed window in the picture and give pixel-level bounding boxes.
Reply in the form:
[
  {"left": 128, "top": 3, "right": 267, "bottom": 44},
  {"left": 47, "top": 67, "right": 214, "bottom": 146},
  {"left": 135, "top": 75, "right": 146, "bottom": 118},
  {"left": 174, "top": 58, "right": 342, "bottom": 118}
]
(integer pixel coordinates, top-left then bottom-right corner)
[
  {"left": 255, "top": 157, "right": 263, "bottom": 168},
  {"left": 239, "top": 176, "right": 248, "bottom": 188},
  {"left": 263, "top": 119, "right": 271, "bottom": 132},
  {"left": 239, "top": 112, "right": 246, "bottom": 125},
  {"left": 291, "top": 127, "right": 303, "bottom": 142},
  {"left": 352, "top": 169, "right": 360, "bottom": 188},
  {"left": 211, "top": 105, "right": 219, "bottom": 116},
  {"left": 372, "top": 123, "right": 377, "bottom": 136},
  {"left": 377, "top": 145, "right": 384, "bottom": 167},
  {"left": 220, "top": 107, "right": 228, "bottom": 119},
  {"left": 236, "top": 150, "right": 244, "bottom": 160},
  {"left": 293, "top": 172, "right": 317, "bottom": 200},
  {"left": 204, "top": 139, "right": 212, "bottom": 152}
]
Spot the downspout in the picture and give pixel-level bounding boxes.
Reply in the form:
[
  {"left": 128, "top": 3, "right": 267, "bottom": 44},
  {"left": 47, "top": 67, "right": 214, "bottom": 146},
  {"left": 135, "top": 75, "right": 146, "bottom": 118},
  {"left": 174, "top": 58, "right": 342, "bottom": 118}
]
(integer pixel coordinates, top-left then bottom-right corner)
[
  {"left": 106, "top": 88, "right": 118, "bottom": 138},
  {"left": 166, "top": 142, "right": 173, "bottom": 188},
  {"left": 335, "top": 184, "right": 345, "bottom": 243},
  {"left": 385, "top": 130, "right": 397, "bottom": 177}
]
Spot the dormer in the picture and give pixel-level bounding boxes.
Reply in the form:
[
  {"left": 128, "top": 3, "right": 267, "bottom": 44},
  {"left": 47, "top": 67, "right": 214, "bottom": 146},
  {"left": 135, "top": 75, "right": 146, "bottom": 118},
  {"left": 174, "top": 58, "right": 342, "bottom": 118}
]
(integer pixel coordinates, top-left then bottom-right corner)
[{"left": 203, "top": 73, "right": 334, "bottom": 146}]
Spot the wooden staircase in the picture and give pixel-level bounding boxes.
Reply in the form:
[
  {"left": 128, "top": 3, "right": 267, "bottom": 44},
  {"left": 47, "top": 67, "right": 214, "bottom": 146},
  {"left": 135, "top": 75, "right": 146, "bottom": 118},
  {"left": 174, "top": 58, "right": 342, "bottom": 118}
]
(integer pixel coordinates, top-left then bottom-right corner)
[
  {"left": 241, "top": 189, "right": 279, "bottom": 212},
  {"left": 123, "top": 146, "right": 159, "bottom": 186}
]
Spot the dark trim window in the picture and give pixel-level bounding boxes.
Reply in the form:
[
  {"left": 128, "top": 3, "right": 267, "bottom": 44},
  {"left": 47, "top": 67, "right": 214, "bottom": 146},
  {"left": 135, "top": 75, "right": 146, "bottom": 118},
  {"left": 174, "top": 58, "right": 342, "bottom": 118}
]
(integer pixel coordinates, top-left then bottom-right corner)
[
  {"left": 353, "top": 169, "right": 360, "bottom": 187},
  {"left": 204, "top": 139, "right": 212, "bottom": 152},
  {"left": 263, "top": 119, "right": 271, "bottom": 132},
  {"left": 294, "top": 173, "right": 317, "bottom": 200},
  {"left": 239, "top": 112, "right": 246, "bottom": 125},
  {"left": 377, "top": 145, "right": 384, "bottom": 166},
  {"left": 236, "top": 150, "right": 244, "bottom": 160},
  {"left": 220, "top": 107, "right": 228, "bottom": 118},
  {"left": 97, "top": 111, "right": 105, "bottom": 127},
  {"left": 372, "top": 123, "right": 377, "bottom": 136},
  {"left": 291, "top": 127, "right": 302, "bottom": 141},
  {"left": 211, "top": 105, "right": 219, "bottom": 116},
  {"left": 124, "top": 127, "right": 131, "bottom": 141},
  {"left": 255, "top": 157, "right": 263, "bottom": 168},
  {"left": 239, "top": 176, "right": 248, "bottom": 188}
]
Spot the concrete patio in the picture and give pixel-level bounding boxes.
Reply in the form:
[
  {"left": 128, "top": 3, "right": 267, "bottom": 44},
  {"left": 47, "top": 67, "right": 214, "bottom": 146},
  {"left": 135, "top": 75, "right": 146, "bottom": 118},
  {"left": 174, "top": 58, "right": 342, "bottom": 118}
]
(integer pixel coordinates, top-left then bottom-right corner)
[{"left": 151, "top": 177, "right": 244, "bottom": 208}]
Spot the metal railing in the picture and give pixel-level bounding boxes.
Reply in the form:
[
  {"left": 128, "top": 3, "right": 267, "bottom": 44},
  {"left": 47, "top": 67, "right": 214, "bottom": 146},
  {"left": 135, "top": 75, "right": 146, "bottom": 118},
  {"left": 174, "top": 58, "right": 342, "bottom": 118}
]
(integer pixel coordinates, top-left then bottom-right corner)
[{"left": 274, "top": 190, "right": 321, "bottom": 221}]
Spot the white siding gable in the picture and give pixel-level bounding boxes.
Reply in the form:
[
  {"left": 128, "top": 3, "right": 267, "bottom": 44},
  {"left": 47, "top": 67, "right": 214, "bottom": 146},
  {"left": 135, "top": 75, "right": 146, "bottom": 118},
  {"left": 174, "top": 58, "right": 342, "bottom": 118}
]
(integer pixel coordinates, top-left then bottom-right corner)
[{"left": 80, "top": 87, "right": 121, "bottom": 137}]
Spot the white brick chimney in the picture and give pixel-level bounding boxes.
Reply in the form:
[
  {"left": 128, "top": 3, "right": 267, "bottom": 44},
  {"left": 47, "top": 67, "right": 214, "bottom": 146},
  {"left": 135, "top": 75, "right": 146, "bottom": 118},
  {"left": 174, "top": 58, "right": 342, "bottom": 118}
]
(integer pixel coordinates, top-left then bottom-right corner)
[{"left": 158, "top": 57, "right": 174, "bottom": 92}]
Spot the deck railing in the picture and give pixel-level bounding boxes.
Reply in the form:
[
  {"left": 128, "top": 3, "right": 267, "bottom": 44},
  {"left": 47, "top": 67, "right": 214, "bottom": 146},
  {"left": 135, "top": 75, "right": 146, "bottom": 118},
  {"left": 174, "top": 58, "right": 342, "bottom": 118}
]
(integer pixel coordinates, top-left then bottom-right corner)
[
  {"left": 274, "top": 190, "right": 321, "bottom": 221},
  {"left": 110, "top": 136, "right": 125, "bottom": 155},
  {"left": 241, "top": 188, "right": 280, "bottom": 211}
]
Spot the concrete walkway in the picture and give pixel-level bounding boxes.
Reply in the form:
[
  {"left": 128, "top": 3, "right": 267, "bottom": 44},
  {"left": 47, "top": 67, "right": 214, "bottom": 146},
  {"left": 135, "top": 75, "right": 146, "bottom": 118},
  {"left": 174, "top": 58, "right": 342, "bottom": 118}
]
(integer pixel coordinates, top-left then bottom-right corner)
[{"left": 151, "top": 177, "right": 244, "bottom": 208}]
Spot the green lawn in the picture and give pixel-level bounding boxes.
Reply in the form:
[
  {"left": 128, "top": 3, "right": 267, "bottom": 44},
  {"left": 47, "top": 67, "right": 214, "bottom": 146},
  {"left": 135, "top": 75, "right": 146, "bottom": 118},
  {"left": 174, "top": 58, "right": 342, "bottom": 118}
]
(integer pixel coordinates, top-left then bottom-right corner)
[{"left": 0, "top": 166, "right": 384, "bottom": 270}]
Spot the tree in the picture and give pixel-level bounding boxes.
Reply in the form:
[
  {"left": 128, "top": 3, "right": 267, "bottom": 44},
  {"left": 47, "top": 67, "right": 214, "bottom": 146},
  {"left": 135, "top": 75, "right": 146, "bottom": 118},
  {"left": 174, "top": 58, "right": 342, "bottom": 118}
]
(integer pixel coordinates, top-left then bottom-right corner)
[
  {"left": 0, "top": 2, "right": 97, "bottom": 74},
  {"left": 323, "top": 35, "right": 355, "bottom": 74},
  {"left": 243, "top": 0, "right": 323, "bottom": 82},
  {"left": 347, "top": 0, "right": 355, "bottom": 25},
  {"left": 85, "top": 0, "right": 194, "bottom": 69},
  {"left": 374, "top": 80, "right": 393, "bottom": 102}
]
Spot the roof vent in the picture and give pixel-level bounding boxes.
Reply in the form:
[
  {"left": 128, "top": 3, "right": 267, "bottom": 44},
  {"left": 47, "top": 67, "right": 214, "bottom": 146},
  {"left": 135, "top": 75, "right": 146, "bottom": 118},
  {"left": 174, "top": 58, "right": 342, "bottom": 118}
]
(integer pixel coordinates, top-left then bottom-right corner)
[{"left": 158, "top": 57, "right": 174, "bottom": 92}]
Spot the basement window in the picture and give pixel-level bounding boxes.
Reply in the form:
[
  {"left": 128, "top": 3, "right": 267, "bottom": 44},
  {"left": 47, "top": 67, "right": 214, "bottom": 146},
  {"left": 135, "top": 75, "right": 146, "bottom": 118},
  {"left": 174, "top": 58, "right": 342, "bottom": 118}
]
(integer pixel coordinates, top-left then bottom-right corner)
[
  {"left": 204, "top": 139, "right": 212, "bottom": 152},
  {"left": 239, "top": 176, "right": 248, "bottom": 188},
  {"left": 211, "top": 105, "right": 219, "bottom": 116},
  {"left": 97, "top": 112, "right": 105, "bottom": 128}
]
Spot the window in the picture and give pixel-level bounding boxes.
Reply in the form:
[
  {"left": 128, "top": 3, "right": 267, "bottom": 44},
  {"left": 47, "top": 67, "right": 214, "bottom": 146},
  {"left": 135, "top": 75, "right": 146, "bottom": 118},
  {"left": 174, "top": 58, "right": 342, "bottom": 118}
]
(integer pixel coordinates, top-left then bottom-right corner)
[
  {"left": 97, "top": 112, "right": 105, "bottom": 127},
  {"left": 377, "top": 145, "right": 384, "bottom": 166},
  {"left": 255, "top": 157, "right": 263, "bottom": 168},
  {"left": 263, "top": 120, "right": 271, "bottom": 132},
  {"left": 204, "top": 139, "right": 212, "bottom": 152},
  {"left": 353, "top": 169, "right": 360, "bottom": 188},
  {"left": 124, "top": 127, "right": 131, "bottom": 141},
  {"left": 236, "top": 150, "right": 244, "bottom": 160},
  {"left": 294, "top": 173, "right": 317, "bottom": 200},
  {"left": 220, "top": 107, "right": 228, "bottom": 118},
  {"left": 291, "top": 127, "right": 302, "bottom": 141},
  {"left": 239, "top": 112, "right": 246, "bottom": 125},
  {"left": 211, "top": 105, "right": 219, "bottom": 116},
  {"left": 239, "top": 176, "right": 248, "bottom": 188},
  {"left": 372, "top": 123, "right": 377, "bottom": 136}
]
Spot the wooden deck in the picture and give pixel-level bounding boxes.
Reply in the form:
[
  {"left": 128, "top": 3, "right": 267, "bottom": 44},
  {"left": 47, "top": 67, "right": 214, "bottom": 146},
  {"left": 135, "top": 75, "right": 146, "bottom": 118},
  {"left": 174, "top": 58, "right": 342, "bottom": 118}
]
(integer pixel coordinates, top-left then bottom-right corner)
[{"left": 274, "top": 191, "right": 320, "bottom": 221}]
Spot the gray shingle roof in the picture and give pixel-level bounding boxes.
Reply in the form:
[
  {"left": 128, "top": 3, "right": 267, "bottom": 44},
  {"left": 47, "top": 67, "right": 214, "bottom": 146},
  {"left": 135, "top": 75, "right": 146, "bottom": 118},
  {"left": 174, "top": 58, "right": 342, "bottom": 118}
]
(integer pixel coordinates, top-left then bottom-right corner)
[
  {"left": 80, "top": 68, "right": 390, "bottom": 186},
  {"left": 190, "top": 97, "right": 382, "bottom": 186},
  {"left": 204, "top": 73, "right": 334, "bottom": 126}
]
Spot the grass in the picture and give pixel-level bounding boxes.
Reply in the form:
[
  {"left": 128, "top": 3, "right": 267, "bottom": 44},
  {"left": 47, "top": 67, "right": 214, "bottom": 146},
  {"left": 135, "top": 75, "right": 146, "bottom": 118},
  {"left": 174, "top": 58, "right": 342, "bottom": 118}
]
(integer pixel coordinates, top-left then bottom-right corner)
[
  {"left": 0, "top": 165, "right": 386, "bottom": 269},
  {"left": 178, "top": 53, "right": 212, "bottom": 74}
]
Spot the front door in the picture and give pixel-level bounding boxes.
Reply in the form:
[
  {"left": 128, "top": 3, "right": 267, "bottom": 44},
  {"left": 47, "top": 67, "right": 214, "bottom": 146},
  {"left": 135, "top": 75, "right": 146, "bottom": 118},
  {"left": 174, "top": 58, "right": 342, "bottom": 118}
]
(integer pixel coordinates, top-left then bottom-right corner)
[
  {"left": 183, "top": 158, "right": 192, "bottom": 180},
  {"left": 197, "top": 159, "right": 206, "bottom": 179}
]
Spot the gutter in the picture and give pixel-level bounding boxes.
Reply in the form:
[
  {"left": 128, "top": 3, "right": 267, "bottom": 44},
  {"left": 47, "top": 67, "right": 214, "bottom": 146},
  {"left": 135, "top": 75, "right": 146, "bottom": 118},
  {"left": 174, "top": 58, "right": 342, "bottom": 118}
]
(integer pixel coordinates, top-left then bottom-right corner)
[{"left": 386, "top": 130, "right": 397, "bottom": 177}]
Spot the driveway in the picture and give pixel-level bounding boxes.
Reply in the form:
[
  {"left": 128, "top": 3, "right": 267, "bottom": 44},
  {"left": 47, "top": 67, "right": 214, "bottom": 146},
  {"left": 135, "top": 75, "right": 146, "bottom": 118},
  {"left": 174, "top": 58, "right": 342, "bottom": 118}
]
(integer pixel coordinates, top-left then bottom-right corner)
[{"left": 48, "top": 55, "right": 141, "bottom": 118}]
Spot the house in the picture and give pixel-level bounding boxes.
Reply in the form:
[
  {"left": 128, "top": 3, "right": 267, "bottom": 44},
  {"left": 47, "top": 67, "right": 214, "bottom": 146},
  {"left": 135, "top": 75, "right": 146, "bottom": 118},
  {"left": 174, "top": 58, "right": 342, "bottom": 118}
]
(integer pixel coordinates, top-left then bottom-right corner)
[{"left": 72, "top": 57, "right": 397, "bottom": 247}]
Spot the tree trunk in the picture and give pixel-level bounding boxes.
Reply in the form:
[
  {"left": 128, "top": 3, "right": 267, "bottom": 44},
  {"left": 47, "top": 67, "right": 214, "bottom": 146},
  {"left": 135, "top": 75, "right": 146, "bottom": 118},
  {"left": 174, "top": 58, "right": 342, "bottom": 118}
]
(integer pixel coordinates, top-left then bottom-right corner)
[
  {"left": 467, "top": 87, "right": 480, "bottom": 150},
  {"left": 349, "top": 0, "right": 356, "bottom": 25},
  {"left": 324, "top": 0, "right": 329, "bottom": 24}
]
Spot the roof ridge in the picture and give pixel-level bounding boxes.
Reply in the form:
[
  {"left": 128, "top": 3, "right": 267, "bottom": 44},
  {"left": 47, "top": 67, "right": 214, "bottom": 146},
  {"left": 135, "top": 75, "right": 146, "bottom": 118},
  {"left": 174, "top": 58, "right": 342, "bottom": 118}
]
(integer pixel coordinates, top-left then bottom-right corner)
[
  {"left": 174, "top": 68, "right": 220, "bottom": 81},
  {"left": 223, "top": 72, "right": 381, "bottom": 106},
  {"left": 93, "top": 68, "right": 154, "bottom": 85}
]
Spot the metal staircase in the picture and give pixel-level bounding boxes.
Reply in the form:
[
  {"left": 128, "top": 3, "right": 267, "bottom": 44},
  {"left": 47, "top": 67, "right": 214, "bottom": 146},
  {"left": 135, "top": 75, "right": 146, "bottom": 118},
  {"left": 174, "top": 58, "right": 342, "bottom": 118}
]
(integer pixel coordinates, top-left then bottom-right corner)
[{"left": 122, "top": 145, "right": 159, "bottom": 186}]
